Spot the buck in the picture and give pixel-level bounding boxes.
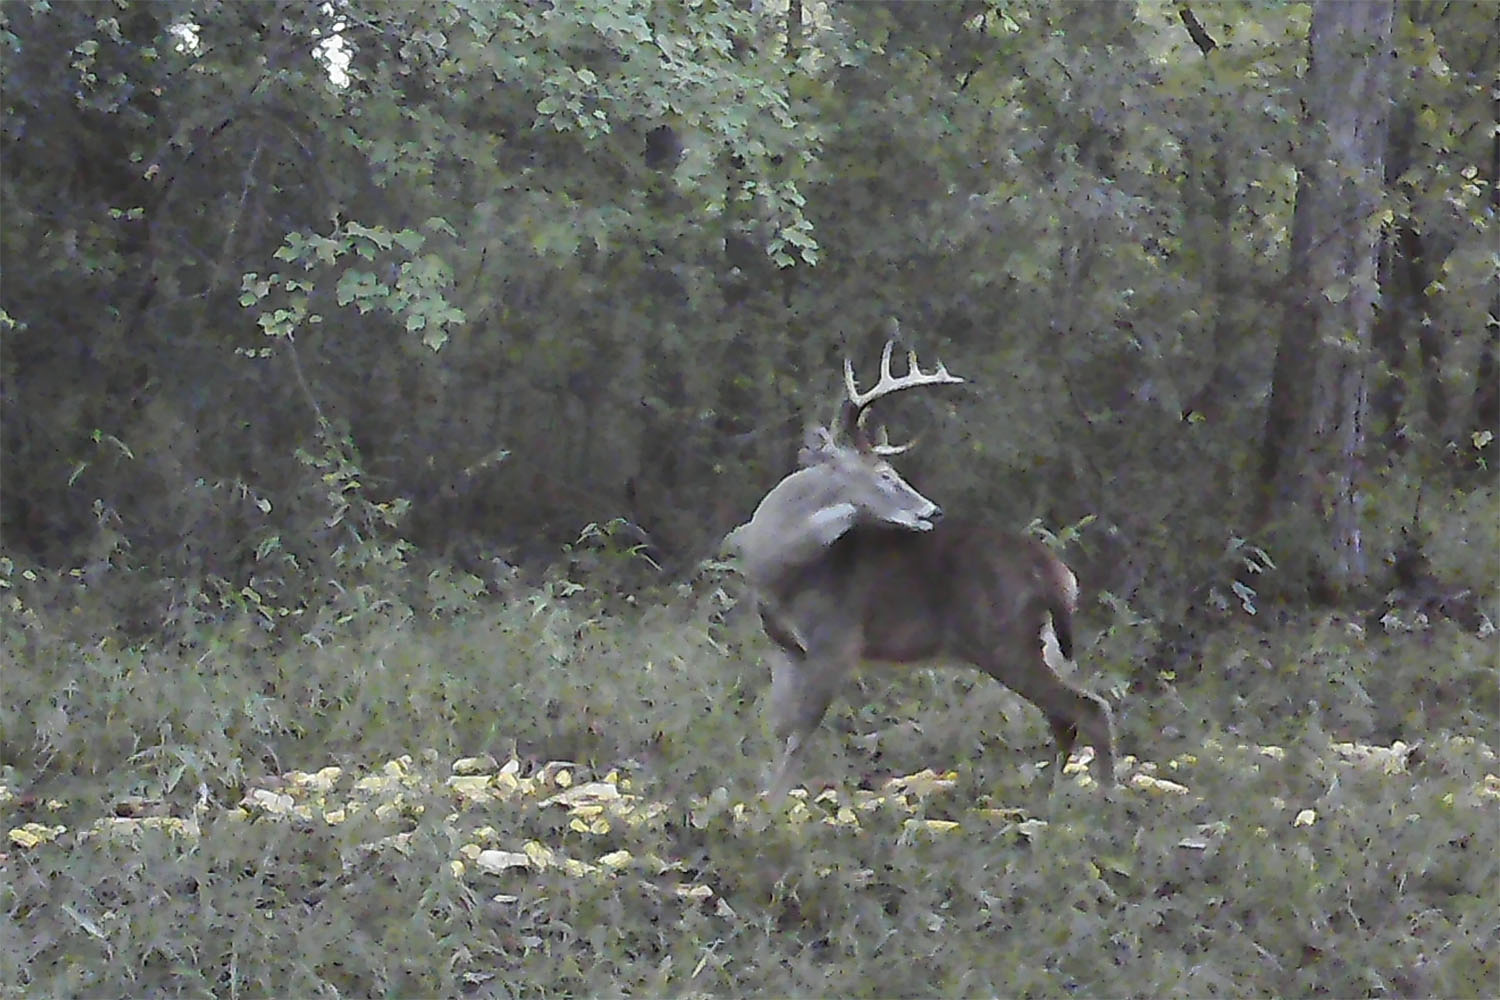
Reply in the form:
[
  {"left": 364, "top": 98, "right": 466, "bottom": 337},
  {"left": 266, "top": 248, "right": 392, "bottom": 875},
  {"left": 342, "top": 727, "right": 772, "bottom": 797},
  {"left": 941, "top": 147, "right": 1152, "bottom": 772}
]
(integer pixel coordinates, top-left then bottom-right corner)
[{"left": 724, "top": 342, "right": 1117, "bottom": 800}]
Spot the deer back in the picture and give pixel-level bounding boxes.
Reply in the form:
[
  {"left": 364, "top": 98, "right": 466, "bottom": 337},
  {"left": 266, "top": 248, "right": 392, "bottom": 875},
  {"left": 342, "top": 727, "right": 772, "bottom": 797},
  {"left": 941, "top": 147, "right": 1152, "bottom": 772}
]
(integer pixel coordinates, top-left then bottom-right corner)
[{"left": 763, "top": 520, "right": 1077, "bottom": 665}]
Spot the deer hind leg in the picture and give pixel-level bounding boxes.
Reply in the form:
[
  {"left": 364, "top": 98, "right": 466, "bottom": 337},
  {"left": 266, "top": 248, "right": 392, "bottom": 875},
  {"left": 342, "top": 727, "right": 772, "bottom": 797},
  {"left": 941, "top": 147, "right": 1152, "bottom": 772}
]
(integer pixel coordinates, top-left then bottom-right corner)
[
  {"left": 987, "top": 631, "right": 1116, "bottom": 789},
  {"left": 1046, "top": 717, "right": 1080, "bottom": 788}
]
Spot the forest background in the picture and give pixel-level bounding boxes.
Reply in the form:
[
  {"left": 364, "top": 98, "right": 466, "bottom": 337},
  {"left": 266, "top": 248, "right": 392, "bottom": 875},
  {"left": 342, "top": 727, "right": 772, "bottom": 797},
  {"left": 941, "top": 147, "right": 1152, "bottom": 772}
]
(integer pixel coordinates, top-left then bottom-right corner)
[
  {"left": 2, "top": 0, "right": 1496, "bottom": 623},
  {"left": 1, "top": 2, "right": 1496, "bottom": 997}
]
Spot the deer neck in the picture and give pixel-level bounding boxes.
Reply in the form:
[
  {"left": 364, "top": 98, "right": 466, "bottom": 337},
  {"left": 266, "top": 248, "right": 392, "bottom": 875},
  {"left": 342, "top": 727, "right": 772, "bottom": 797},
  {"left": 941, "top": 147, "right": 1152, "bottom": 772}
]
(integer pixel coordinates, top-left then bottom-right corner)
[{"left": 725, "top": 467, "right": 859, "bottom": 588}]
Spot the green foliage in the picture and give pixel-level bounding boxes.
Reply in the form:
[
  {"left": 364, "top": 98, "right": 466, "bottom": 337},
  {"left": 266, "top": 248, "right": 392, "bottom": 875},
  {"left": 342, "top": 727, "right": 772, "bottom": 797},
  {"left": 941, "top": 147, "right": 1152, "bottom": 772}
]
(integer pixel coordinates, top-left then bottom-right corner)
[
  {"left": 3, "top": 0, "right": 1495, "bottom": 607},
  {"left": 242, "top": 219, "right": 466, "bottom": 350}
]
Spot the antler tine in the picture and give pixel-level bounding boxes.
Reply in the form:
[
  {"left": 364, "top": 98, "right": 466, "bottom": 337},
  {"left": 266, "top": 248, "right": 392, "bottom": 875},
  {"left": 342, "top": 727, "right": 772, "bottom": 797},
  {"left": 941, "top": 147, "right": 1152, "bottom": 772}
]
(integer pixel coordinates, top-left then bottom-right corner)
[
  {"left": 842, "top": 356, "right": 862, "bottom": 407},
  {"left": 869, "top": 424, "right": 913, "bottom": 456},
  {"left": 844, "top": 339, "right": 965, "bottom": 413},
  {"left": 840, "top": 339, "right": 965, "bottom": 452}
]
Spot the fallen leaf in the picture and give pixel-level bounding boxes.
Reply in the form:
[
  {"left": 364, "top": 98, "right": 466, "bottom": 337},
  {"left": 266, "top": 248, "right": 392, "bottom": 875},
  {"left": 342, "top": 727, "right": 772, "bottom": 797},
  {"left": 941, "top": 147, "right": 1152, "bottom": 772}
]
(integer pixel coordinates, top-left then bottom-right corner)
[
  {"left": 452, "top": 754, "right": 498, "bottom": 775},
  {"left": 9, "top": 823, "right": 66, "bottom": 848},
  {"left": 474, "top": 849, "right": 531, "bottom": 874}
]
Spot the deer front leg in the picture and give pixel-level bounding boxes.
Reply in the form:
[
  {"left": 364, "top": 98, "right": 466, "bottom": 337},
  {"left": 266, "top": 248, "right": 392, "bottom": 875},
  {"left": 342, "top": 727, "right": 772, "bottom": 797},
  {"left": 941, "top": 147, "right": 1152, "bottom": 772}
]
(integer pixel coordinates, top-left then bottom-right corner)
[
  {"left": 764, "top": 650, "right": 820, "bottom": 803},
  {"left": 763, "top": 635, "right": 857, "bottom": 803}
]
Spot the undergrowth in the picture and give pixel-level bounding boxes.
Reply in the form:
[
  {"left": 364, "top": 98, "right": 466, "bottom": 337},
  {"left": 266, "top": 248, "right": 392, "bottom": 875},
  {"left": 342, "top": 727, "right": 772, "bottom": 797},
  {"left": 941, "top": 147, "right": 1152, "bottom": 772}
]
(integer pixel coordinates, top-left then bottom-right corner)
[{"left": 2, "top": 561, "right": 1497, "bottom": 997}]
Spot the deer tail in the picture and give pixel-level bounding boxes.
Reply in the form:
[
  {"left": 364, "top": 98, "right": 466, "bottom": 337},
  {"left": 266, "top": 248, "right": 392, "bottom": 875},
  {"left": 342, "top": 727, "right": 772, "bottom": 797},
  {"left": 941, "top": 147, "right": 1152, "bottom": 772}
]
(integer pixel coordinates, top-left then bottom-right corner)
[
  {"left": 1046, "top": 555, "right": 1079, "bottom": 662},
  {"left": 1049, "top": 596, "right": 1075, "bottom": 662}
]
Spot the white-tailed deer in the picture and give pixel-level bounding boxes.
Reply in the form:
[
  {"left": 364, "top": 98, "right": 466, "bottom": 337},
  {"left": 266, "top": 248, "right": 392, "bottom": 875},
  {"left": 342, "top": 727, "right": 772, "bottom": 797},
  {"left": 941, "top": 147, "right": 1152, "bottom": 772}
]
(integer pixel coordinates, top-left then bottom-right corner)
[{"left": 725, "top": 342, "right": 1116, "bottom": 799}]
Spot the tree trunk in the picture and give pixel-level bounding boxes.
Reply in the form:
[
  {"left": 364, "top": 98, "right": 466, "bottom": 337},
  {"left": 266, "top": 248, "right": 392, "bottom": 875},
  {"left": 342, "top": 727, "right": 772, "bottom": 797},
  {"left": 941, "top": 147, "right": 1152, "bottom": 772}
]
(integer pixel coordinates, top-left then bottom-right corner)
[
  {"left": 1474, "top": 67, "right": 1500, "bottom": 472},
  {"left": 1255, "top": 0, "right": 1394, "bottom": 596}
]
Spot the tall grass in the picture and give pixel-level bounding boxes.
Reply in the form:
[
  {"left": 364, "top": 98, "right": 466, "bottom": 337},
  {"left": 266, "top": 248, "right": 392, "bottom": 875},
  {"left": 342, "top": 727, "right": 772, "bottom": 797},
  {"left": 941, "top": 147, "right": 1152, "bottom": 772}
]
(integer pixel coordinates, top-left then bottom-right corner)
[{"left": 3, "top": 563, "right": 1496, "bottom": 997}]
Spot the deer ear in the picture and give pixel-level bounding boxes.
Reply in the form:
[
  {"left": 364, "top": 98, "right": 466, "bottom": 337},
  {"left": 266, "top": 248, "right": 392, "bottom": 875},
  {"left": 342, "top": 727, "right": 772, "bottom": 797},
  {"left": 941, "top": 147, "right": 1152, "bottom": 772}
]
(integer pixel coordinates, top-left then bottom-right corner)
[
  {"left": 807, "top": 502, "right": 857, "bottom": 546},
  {"left": 798, "top": 425, "right": 836, "bottom": 466}
]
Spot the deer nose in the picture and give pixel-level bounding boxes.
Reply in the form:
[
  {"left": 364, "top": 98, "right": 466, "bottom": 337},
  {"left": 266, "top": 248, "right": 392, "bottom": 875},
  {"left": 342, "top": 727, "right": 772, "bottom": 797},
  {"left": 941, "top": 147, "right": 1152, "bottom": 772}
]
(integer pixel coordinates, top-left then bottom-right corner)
[{"left": 928, "top": 505, "right": 944, "bottom": 523}]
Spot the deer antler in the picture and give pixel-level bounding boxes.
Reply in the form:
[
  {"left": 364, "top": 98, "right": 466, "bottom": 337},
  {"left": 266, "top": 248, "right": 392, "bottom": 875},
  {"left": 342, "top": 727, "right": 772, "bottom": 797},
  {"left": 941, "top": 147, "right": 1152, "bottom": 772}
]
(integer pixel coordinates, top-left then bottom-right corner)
[{"left": 841, "top": 340, "right": 964, "bottom": 453}]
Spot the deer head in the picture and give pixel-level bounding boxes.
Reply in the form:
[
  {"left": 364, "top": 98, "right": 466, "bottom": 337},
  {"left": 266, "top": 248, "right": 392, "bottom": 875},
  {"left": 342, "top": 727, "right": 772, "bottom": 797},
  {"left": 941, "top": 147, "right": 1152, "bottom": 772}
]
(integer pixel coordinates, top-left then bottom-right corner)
[{"left": 724, "top": 341, "right": 964, "bottom": 585}]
